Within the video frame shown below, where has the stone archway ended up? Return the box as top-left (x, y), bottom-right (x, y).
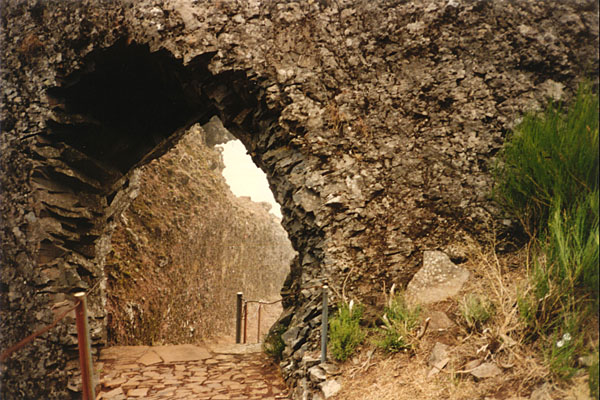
top-left (6, 39), bottom-right (317, 397)
top-left (1, 1), bottom-right (597, 399)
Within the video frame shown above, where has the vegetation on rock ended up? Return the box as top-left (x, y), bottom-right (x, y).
top-left (263, 323), bottom-right (287, 363)
top-left (330, 301), bottom-right (366, 361)
top-left (495, 82), bottom-right (599, 385)
top-left (375, 293), bottom-right (421, 353)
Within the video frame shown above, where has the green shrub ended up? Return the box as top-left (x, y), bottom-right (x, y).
top-left (515, 192), bottom-right (598, 344)
top-left (329, 301), bottom-right (366, 361)
top-left (263, 323), bottom-right (286, 362)
top-left (493, 81), bottom-right (599, 236)
top-left (459, 294), bottom-right (494, 331)
top-left (494, 81), bottom-right (599, 381)
top-left (540, 194), bottom-right (598, 309)
top-left (376, 294), bottom-right (421, 353)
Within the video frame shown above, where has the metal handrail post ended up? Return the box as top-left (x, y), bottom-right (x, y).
top-left (257, 303), bottom-right (262, 343)
top-left (74, 292), bottom-right (95, 400)
top-left (243, 302), bottom-right (248, 344)
top-left (235, 292), bottom-right (243, 344)
top-left (321, 285), bottom-right (328, 363)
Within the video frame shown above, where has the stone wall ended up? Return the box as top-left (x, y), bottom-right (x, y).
top-left (0, 0), bottom-right (597, 398)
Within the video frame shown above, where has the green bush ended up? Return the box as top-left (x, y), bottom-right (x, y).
top-left (459, 294), bottom-right (495, 331)
top-left (263, 323), bottom-right (286, 362)
top-left (329, 301), bottom-right (366, 361)
top-left (494, 81), bottom-right (599, 236)
top-left (376, 294), bottom-right (421, 353)
top-left (495, 81), bottom-right (599, 380)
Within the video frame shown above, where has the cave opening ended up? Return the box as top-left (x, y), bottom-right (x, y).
top-left (43, 41), bottom-right (295, 348)
top-left (46, 40), bottom-right (217, 177)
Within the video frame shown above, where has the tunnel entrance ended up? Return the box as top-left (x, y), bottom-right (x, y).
top-left (103, 121), bottom-right (294, 346)
top-left (40, 40), bottom-right (301, 369)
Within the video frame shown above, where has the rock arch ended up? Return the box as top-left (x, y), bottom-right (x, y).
top-left (3, 36), bottom-right (319, 398)
top-left (1, 0), bottom-right (597, 398)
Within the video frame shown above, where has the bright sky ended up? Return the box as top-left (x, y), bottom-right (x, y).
top-left (217, 140), bottom-right (282, 219)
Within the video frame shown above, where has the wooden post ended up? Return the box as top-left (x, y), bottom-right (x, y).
top-left (235, 292), bottom-right (243, 344)
top-left (74, 292), bottom-right (95, 400)
top-left (257, 303), bottom-right (262, 343)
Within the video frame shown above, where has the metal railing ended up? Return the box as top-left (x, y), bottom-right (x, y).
top-left (235, 293), bottom-right (283, 344)
top-left (0, 281), bottom-right (100, 400)
top-left (235, 285), bottom-right (329, 362)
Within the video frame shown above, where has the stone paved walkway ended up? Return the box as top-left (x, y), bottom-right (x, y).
top-left (96, 343), bottom-right (289, 399)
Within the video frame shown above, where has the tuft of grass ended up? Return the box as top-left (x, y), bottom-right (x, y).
top-left (263, 323), bottom-right (286, 362)
top-left (459, 293), bottom-right (495, 331)
top-left (531, 193), bottom-right (598, 323)
top-left (375, 294), bottom-right (421, 353)
top-left (493, 81), bottom-right (598, 237)
top-left (329, 300), bottom-right (366, 361)
top-left (495, 81), bottom-right (599, 382)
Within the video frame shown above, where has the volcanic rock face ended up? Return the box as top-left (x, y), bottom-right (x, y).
top-left (0, 0), bottom-right (598, 398)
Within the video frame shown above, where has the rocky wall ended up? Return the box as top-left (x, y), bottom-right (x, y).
top-left (0, 0), bottom-right (598, 398)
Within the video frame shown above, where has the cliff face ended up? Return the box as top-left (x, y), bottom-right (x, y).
top-left (0, 0), bottom-right (598, 398)
top-left (105, 126), bottom-right (293, 345)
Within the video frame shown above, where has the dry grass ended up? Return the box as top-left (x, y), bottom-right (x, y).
top-left (332, 232), bottom-right (596, 400)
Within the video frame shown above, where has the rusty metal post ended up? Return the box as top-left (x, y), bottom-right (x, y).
top-left (74, 292), bottom-right (95, 400)
top-left (236, 292), bottom-right (243, 344)
top-left (321, 285), bottom-right (329, 363)
top-left (243, 302), bottom-right (248, 344)
top-left (257, 303), bottom-right (262, 343)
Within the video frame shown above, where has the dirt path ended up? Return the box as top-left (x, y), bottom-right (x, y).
top-left (96, 343), bottom-right (289, 399)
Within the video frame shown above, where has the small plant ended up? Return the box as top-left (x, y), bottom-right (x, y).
top-left (544, 314), bottom-right (586, 380)
top-left (376, 292), bottom-right (421, 353)
top-left (329, 300), bottom-right (366, 361)
top-left (459, 293), bottom-right (494, 331)
top-left (263, 323), bottom-right (287, 362)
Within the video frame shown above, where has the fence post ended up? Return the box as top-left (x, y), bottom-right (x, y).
top-left (236, 292), bottom-right (243, 344)
top-left (243, 302), bottom-right (248, 344)
top-left (74, 292), bottom-right (95, 400)
top-left (257, 303), bottom-right (262, 343)
top-left (321, 285), bottom-right (328, 363)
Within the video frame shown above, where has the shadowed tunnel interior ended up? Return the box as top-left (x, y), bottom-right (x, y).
top-left (46, 41), bottom-right (223, 179)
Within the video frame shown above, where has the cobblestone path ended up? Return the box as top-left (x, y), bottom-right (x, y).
top-left (96, 343), bottom-right (289, 399)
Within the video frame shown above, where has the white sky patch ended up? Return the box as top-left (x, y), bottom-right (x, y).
top-left (217, 140), bottom-right (282, 219)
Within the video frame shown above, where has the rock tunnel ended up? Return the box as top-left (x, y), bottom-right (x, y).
top-left (3, 37), bottom-right (322, 398)
top-left (1, 0), bottom-right (597, 398)
top-left (42, 37), bottom-right (306, 334)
